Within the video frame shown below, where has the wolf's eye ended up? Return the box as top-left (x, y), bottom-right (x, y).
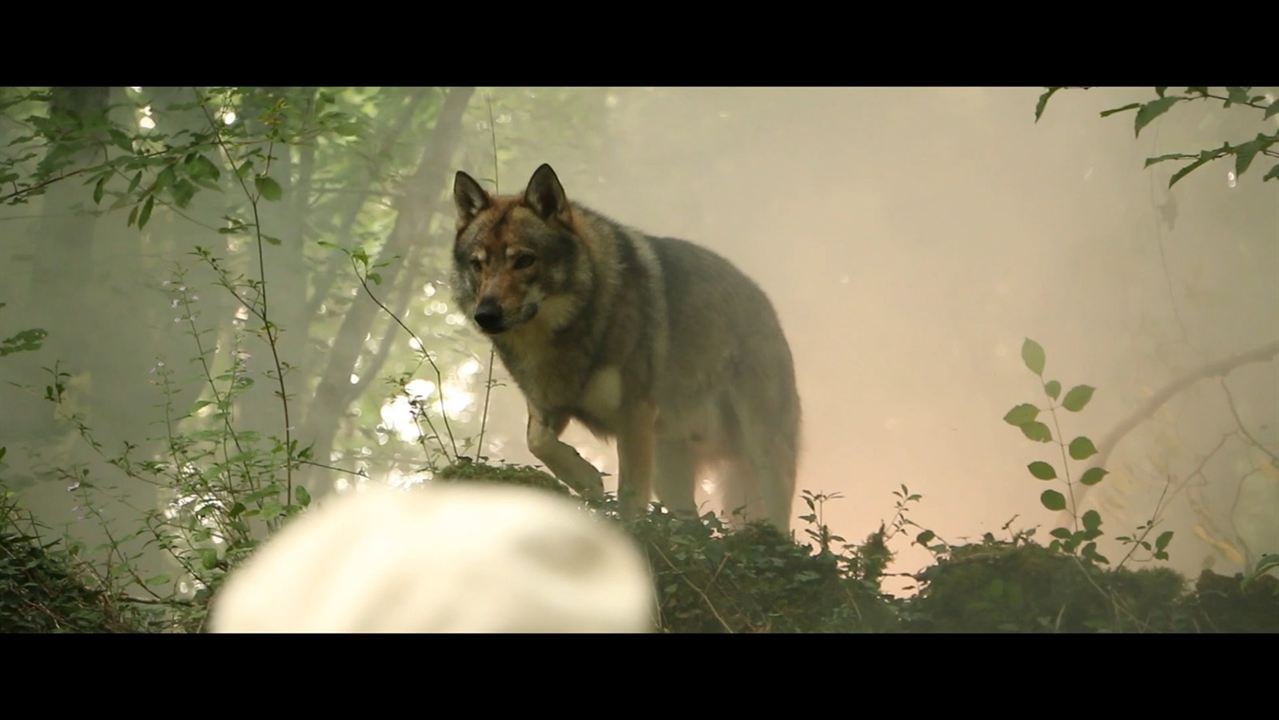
top-left (470, 258), bottom-right (483, 273)
top-left (512, 253), bottom-right (536, 270)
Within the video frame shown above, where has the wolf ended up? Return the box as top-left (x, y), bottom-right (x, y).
top-left (451, 163), bottom-right (800, 529)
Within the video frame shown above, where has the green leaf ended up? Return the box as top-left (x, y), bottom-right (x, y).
top-left (296, 486), bottom-right (311, 507)
top-left (1061, 385), bottom-right (1095, 412)
top-left (262, 234), bottom-right (282, 246)
top-left (1170, 145), bottom-right (1229, 188)
top-left (1035, 87), bottom-right (1061, 122)
top-left (1234, 134), bottom-right (1275, 177)
top-left (1155, 87), bottom-right (1167, 98)
top-left (1155, 530), bottom-right (1173, 551)
top-left (1082, 510), bottom-right (1101, 533)
top-left (186, 154), bottom-right (221, 182)
top-left (1040, 490), bottom-right (1067, 512)
top-left (1170, 158), bottom-right (1211, 187)
top-left (1245, 554), bottom-right (1279, 587)
top-left (1225, 86), bottom-right (1251, 106)
top-left (108, 128), bottom-right (133, 152)
top-left (1079, 467), bottom-right (1108, 486)
top-left (1044, 380), bottom-right (1061, 400)
top-left (368, 272), bottom-right (382, 285)
top-left (1186, 87), bottom-right (1209, 97)
top-left (156, 164), bottom-right (176, 190)
top-left (199, 548), bottom-right (218, 570)
top-left (1099, 102), bottom-right (1141, 118)
top-left (1135, 97), bottom-right (1181, 137)
top-left (1050, 527), bottom-right (1073, 540)
top-left (1145, 152), bottom-right (1195, 168)
top-left (1021, 421), bottom-right (1053, 443)
top-left (1004, 404), bottom-right (1040, 426)
top-left (915, 530), bottom-right (935, 545)
top-left (127, 205), bottom-right (139, 227)
top-left (261, 501), bottom-right (285, 522)
top-left (1069, 436), bottom-right (1098, 460)
top-left (92, 176), bottom-right (105, 205)
top-left (1082, 542), bottom-right (1109, 565)
top-left (0, 328), bottom-right (48, 357)
top-left (1266, 164), bottom-right (1279, 182)
top-left (1028, 461), bottom-right (1057, 480)
top-left (1266, 101), bottom-right (1279, 120)
top-left (171, 179), bottom-right (195, 209)
top-left (137, 196), bottom-right (154, 229)
top-left (255, 175), bottom-right (283, 202)
top-left (1021, 338), bottom-right (1046, 375)
top-left (127, 171), bottom-right (142, 193)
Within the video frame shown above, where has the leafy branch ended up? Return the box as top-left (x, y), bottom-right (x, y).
top-left (1036, 86), bottom-right (1279, 187)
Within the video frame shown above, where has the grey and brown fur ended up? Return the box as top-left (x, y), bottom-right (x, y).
top-left (451, 163), bottom-right (800, 529)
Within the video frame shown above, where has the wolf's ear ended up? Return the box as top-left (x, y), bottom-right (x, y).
top-left (454, 171), bottom-right (491, 225)
top-left (523, 163), bottom-right (571, 223)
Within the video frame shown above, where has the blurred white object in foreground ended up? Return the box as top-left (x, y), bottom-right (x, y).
top-left (209, 483), bottom-right (653, 633)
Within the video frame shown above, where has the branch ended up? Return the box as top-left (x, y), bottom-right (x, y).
top-left (1078, 338), bottom-right (1279, 503)
top-left (1220, 378), bottom-right (1279, 464)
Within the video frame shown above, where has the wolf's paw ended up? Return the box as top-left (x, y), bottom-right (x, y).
top-left (563, 467), bottom-right (605, 501)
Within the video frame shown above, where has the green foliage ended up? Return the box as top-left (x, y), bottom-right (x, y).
top-left (1027, 461), bottom-right (1056, 480)
top-left (435, 464), bottom-right (903, 632)
top-left (1060, 385), bottom-right (1094, 412)
top-left (0, 262), bottom-right (316, 631)
top-left (1183, 569), bottom-right (1279, 632)
top-left (5, 452), bottom-right (1277, 632)
top-left (1021, 337), bottom-right (1045, 376)
top-left (908, 538), bottom-right (1189, 632)
top-left (0, 490), bottom-right (152, 632)
top-left (435, 460), bottom-right (1279, 633)
top-left (0, 302), bottom-right (46, 358)
top-left (1006, 339), bottom-right (1120, 564)
top-left (1005, 339), bottom-right (1196, 577)
top-left (1036, 86), bottom-right (1279, 188)
top-left (0, 327), bottom-right (46, 358)
top-left (1040, 490), bottom-right (1067, 511)
top-left (2, 87), bottom-right (1273, 633)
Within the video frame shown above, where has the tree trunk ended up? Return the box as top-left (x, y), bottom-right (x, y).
top-left (299, 87), bottom-right (474, 490)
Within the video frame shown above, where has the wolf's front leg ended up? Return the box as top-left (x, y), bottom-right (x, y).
top-left (616, 402), bottom-right (657, 518)
top-left (526, 408), bottom-right (605, 500)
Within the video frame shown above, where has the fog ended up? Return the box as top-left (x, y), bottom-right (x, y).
top-left (1, 87), bottom-right (1275, 597)
top-left (477, 87), bottom-right (1278, 585)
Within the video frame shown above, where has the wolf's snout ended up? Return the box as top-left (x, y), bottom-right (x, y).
top-left (474, 299), bottom-right (504, 333)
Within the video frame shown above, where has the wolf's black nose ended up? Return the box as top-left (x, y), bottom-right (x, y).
top-left (474, 300), bottom-right (504, 333)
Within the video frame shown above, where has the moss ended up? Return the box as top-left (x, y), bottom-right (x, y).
top-left (436, 459), bottom-right (572, 496)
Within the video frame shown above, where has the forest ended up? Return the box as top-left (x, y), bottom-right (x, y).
top-left (0, 86), bottom-right (1275, 632)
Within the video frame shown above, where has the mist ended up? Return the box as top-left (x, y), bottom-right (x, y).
top-left (472, 87), bottom-right (1278, 586)
top-left (1, 87), bottom-right (1275, 616)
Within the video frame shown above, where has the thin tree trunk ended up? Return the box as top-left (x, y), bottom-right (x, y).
top-left (300, 87), bottom-right (474, 490)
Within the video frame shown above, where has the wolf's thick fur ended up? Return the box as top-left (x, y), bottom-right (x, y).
top-left (451, 164), bottom-right (800, 528)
